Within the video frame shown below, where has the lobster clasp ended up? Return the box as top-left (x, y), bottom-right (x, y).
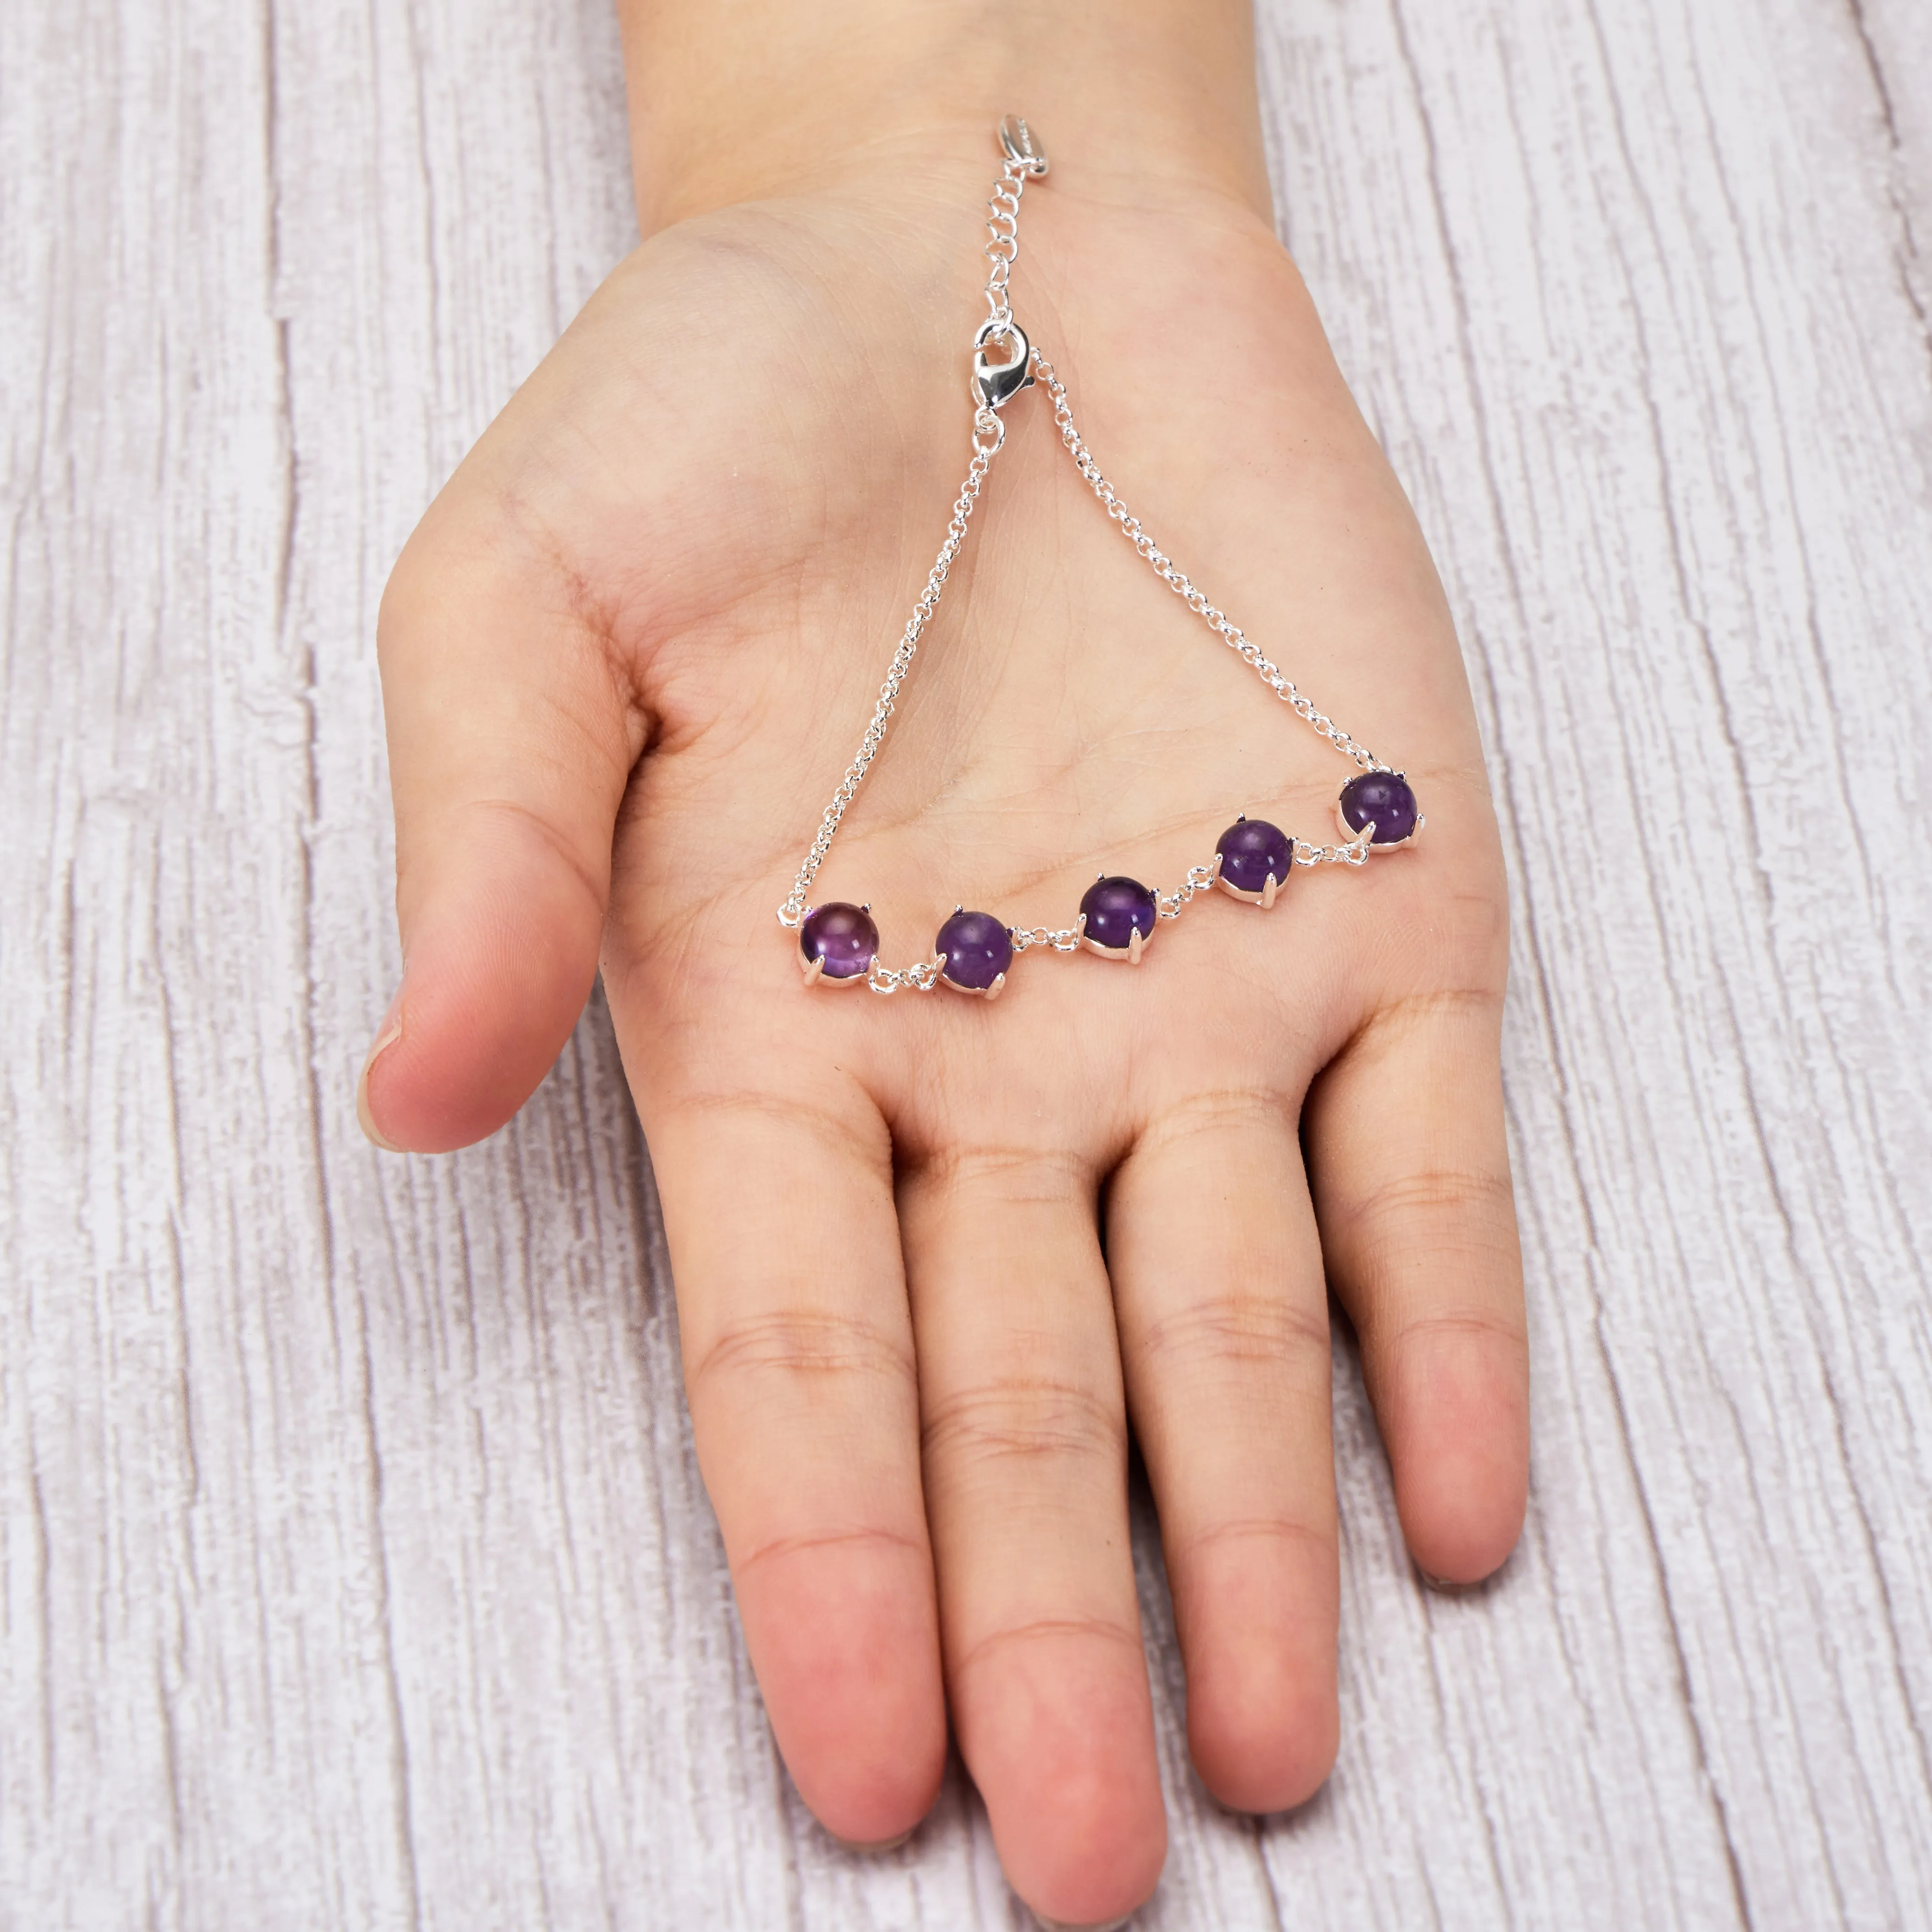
top-left (972, 317), bottom-right (1034, 411)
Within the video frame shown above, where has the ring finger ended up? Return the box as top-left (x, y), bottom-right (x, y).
top-left (1108, 1091), bottom-right (1339, 1813)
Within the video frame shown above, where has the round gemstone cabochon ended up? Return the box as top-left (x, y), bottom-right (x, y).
top-left (1339, 772), bottom-right (1419, 845)
top-left (799, 902), bottom-right (880, 980)
top-left (936, 909), bottom-right (1013, 991)
top-left (1079, 876), bottom-right (1158, 952)
top-left (1215, 817), bottom-right (1293, 894)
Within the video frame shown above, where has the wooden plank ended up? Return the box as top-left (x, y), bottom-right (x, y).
top-left (1850, 0), bottom-right (1932, 338)
top-left (0, 1), bottom-right (418, 1922)
top-left (1257, 0), bottom-right (1932, 1924)
top-left (4, 0), bottom-right (1929, 1925)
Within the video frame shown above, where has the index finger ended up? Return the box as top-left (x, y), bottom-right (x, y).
top-left (642, 1072), bottom-right (947, 1844)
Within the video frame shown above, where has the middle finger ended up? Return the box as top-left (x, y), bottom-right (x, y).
top-left (898, 1139), bottom-right (1166, 1929)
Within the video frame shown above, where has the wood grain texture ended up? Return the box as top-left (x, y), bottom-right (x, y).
top-left (3, 0), bottom-right (1927, 1927)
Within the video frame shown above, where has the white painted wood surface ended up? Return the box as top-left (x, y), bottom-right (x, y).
top-left (5, 0), bottom-right (1929, 1923)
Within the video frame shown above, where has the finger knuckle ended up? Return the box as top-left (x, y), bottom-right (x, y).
top-left (905, 1141), bottom-right (1092, 1210)
top-left (1355, 1166), bottom-right (1515, 1224)
top-left (921, 1376), bottom-right (1123, 1473)
top-left (1132, 1293), bottom-right (1329, 1380)
top-left (950, 1613), bottom-right (1144, 1683)
top-left (687, 1306), bottom-right (913, 1398)
top-left (1176, 1513), bottom-right (1333, 1565)
top-left (1343, 1168), bottom-right (1521, 1286)
top-left (1389, 1306), bottom-right (1529, 1360)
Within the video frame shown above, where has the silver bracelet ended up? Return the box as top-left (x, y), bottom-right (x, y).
top-left (779, 116), bottom-right (1423, 1000)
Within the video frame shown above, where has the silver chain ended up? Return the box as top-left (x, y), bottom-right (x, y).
top-left (983, 150), bottom-right (1033, 328)
top-left (775, 406), bottom-right (1008, 930)
top-left (1031, 353), bottom-right (1382, 773)
top-left (777, 120), bottom-right (1380, 984)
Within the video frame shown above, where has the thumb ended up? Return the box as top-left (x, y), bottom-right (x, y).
top-left (357, 499), bottom-right (646, 1154)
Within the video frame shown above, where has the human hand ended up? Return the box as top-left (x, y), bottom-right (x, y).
top-left (360, 25), bottom-right (1527, 1924)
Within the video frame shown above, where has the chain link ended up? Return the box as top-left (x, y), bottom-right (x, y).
top-left (865, 955), bottom-right (946, 994)
top-left (1010, 924), bottom-right (1083, 953)
top-left (983, 121), bottom-right (1045, 328)
top-left (1296, 833), bottom-right (1374, 867)
top-left (1156, 865), bottom-right (1220, 919)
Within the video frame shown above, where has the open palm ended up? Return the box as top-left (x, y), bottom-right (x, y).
top-left (363, 146), bottom-right (1527, 1928)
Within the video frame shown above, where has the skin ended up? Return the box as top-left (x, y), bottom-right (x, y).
top-left (358, 6), bottom-right (1529, 1924)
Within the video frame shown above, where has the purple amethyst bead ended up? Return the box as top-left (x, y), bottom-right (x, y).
top-left (1215, 817), bottom-right (1293, 896)
top-left (1339, 771), bottom-right (1419, 845)
top-left (936, 908), bottom-right (1013, 992)
top-left (1078, 876), bottom-right (1158, 954)
top-left (799, 902), bottom-right (879, 981)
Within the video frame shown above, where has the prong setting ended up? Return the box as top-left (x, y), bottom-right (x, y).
top-left (1213, 815), bottom-right (1293, 903)
top-left (1337, 772), bottom-right (1423, 851)
top-left (1076, 876), bottom-right (1158, 961)
top-left (799, 901), bottom-right (881, 986)
top-left (935, 908), bottom-right (1016, 994)
top-left (1215, 869), bottom-right (1289, 907)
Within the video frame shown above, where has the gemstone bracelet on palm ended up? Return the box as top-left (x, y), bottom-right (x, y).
top-left (777, 118), bottom-right (1423, 1001)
